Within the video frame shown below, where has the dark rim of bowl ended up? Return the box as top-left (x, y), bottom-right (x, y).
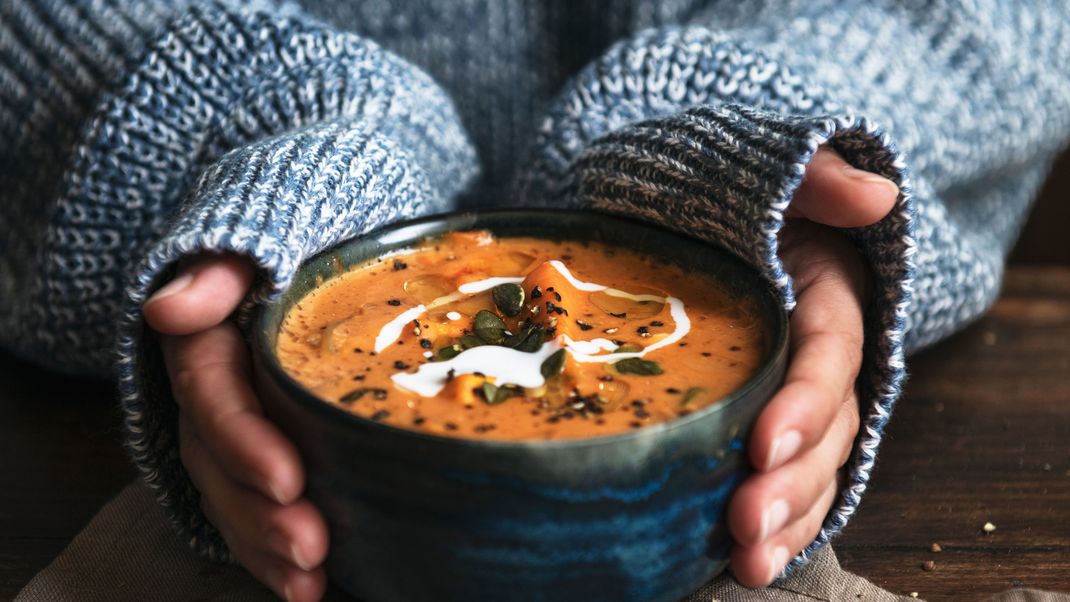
top-left (254, 208), bottom-right (789, 451)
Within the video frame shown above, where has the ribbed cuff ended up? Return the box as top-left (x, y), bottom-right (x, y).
top-left (101, 4), bottom-right (476, 560)
top-left (547, 103), bottom-right (916, 574)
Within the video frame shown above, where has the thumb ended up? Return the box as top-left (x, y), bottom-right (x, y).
top-left (787, 147), bottom-right (900, 228)
top-left (143, 253), bottom-right (256, 335)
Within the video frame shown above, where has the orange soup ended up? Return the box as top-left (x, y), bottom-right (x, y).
top-left (276, 231), bottom-right (765, 440)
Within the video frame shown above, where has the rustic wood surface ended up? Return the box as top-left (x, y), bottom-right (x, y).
top-left (835, 266), bottom-right (1070, 598)
top-left (1, 266), bottom-right (1068, 601)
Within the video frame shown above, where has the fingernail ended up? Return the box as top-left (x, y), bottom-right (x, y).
top-left (147, 272), bottom-right (194, 304)
top-left (767, 545), bottom-right (790, 583)
top-left (292, 542), bottom-right (314, 571)
top-left (264, 565), bottom-right (292, 601)
top-left (843, 166), bottom-right (900, 195)
top-left (267, 529), bottom-right (314, 571)
top-left (759, 499), bottom-right (790, 542)
top-left (268, 481), bottom-right (288, 505)
top-left (765, 430), bottom-right (802, 471)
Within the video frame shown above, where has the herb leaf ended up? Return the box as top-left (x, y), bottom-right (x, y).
top-left (681, 386), bottom-right (706, 407)
top-left (540, 349), bottom-right (567, 379)
top-left (615, 343), bottom-right (643, 354)
top-left (474, 310), bottom-right (507, 344)
top-left (492, 283), bottom-right (525, 317)
top-left (614, 357), bottom-right (663, 376)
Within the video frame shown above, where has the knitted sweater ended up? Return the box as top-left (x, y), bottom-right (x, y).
top-left (2, 0), bottom-right (1068, 575)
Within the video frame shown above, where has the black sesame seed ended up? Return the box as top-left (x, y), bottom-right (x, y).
top-left (387, 299), bottom-right (402, 306)
top-left (419, 338), bottom-right (433, 349)
top-left (634, 408), bottom-right (650, 419)
top-left (637, 326), bottom-right (649, 335)
top-left (413, 417), bottom-right (426, 426)
top-left (444, 422), bottom-right (458, 431)
top-left (701, 351), bottom-right (712, 357)
top-left (393, 360), bottom-right (410, 370)
top-left (531, 285), bottom-right (543, 299)
top-left (370, 410), bottom-right (390, 422)
top-left (446, 368), bottom-right (456, 381)
top-left (353, 347), bottom-right (364, 353)
top-left (666, 387), bottom-right (681, 394)
top-left (553, 291), bottom-right (562, 302)
top-left (392, 259), bottom-right (408, 271)
top-left (547, 416), bottom-right (561, 424)
top-left (372, 388), bottom-right (388, 400)
top-left (729, 345), bottom-right (742, 351)
top-left (650, 320), bottom-right (665, 327)
top-left (629, 421), bottom-right (642, 429)
top-left (576, 320), bottom-right (593, 331)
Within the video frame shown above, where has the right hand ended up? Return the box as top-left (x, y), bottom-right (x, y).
top-left (144, 254), bottom-right (329, 602)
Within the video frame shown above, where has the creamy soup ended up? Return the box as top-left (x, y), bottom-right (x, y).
top-left (276, 231), bottom-right (765, 440)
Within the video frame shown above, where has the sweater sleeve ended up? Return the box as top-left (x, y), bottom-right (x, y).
top-left (0, 1), bottom-right (477, 560)
top-left (516, 0), bottom-right (1070, 573)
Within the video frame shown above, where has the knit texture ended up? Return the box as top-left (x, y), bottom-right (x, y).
top-left (2, 0), bottom-right (1069, 575)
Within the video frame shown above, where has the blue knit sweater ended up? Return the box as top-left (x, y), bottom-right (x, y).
top-left (2, 0), bottom-right (1068, 575)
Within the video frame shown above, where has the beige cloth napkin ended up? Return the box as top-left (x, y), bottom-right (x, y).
top-left (16, 482), bottom-right (1067, 602)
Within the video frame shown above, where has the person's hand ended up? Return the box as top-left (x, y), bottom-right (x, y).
top-left (144, 255), bottom-right (329, 602)
top-left (726, 148), bottom-right (899, 586)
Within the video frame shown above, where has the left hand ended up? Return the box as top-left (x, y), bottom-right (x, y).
top-left (726, 148), bottom-right (899, 585)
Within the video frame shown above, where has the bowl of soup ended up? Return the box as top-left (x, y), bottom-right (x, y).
top-left (251, 209), bottom-right (788, 602)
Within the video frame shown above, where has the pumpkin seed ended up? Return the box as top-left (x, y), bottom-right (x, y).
top-left (681, 386), bottom-right (706, 407)
top-left (473, 310), bottom-right (507, 344)
top-left (507, 323), bottom-right (544, 352)
top-left (492, 282), bottom-right (525, 317)
top-left (481, 381), bottom-right (520, 405)
top-left (540, 349), bottom-right (567, 379)
top-left (436, 344), bottom-right (462, 360)
top-left (460, 334), bottom-right (486, 349)
top-left (614, 357), bottom-right (663, 375)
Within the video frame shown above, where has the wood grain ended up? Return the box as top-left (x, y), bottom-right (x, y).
top-left (836, 267), bottom-right (1070, 599)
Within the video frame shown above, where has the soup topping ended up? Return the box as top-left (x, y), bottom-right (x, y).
top-left (276, 231), bottom-right (764, 440)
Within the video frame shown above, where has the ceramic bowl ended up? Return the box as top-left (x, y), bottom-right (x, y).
top-left (251, 209), bottom-right (788, 602)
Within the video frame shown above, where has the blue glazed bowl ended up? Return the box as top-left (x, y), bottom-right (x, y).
top-left (251, 209), bottom-right (788, 602)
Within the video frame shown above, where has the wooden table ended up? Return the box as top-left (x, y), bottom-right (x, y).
top-left (1, 266), bottom-right (1068, 601)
